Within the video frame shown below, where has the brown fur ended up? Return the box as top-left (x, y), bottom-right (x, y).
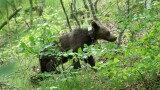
top-left (39, 21), bottom-right (117, 73)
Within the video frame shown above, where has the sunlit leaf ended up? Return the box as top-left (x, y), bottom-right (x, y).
top-left (78, 48), bottom-right (82, 54)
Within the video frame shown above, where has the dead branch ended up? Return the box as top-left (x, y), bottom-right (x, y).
top-left (0, 7), bottom-right (22, 30)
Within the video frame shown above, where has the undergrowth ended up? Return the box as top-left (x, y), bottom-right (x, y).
top-left (0, 0), bottom-right (160, 90)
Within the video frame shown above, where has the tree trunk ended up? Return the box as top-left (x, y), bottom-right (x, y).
top-left (82, 0), bottom-right (90, 18)
top-left (94, 0), bottom-right (99, 13)
top-left (29, 0), bottom-right (33, 26)
top-left (126, 0), bottom-right (130, 18)
top-left (39, 0), bottom-right (45, 16)
top-left (60, 0), bottom-right (72, 32)
top-left (70, 2), bottom-right (80, 28)
top-left (40, 0), bottom-right (45, 8)
top-left (88, 0), bottom-right (98, 21)
top-left (144, 0), bottom-right (147, 8)
top-left (117, 0), bottom-right (130, 47)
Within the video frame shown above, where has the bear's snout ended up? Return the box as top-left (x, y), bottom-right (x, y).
top-left (110, 36), bottom-right (117, 42)
top-left (107, 34), bottom-right (117, 42)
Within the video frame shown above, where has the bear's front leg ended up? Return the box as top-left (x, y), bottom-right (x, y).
top-left (73, 60), bottom-right (81, 69)
top-left (84, 56), bottom-right (95, 67)
top-left (84, 56), bottom-right (97, 71)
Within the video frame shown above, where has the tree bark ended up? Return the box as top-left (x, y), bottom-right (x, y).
top-left (71, 2), bottom-right (80, 28)
top-left (126, 0), bottom-right (130, 18)
top-left (60, 0), bottom-right (72, 32)
top-left (82, 0), bottom-right (90, 18)
top-left (117, 0), bottom-right (130, 47)
top-left (88, 0), bottom-right (99, 21)
top-left (116, 0), bottom-right (120, 12)
top-left (39, 0), bottom-right (45, 16)
top-left (94, 0), bottom-right (99, 13)
top-left (144, 0), bottom-right (147, 8)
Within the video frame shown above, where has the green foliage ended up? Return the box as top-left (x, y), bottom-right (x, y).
top-left (0, 0), bottom-right (160, 90)
top-left (0, 61), bottom-right (16, 76)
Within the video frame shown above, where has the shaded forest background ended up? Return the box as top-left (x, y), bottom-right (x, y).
top-left (0, 0), bottom-right (160, 89)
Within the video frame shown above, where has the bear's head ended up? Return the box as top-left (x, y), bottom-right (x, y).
top-left (91, 21), bottom-right (117, 42)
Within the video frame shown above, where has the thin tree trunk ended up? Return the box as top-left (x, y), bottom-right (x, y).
top-left (6, 2), bottom-right (13, 61)
top-left (82, 0), bottom-right (90, 18)
top-left (39, 0), bottom-right (45, 16)
top-left (94, 0), bottom-right (99, 13)
top-left (117, 30), bottom-right (125, 46)
top-left (29, 0), bottom-right (33, 26)
top-left (60, 0), bottom-right (72, 32)
top-left (40, 0), bottom-right (45, 8)
top-left (117, 0), bottom-right (130, 47)
top-left (116, 0), bottom-right (120, 12)
top-left (144, 0), bottom-right (147, 8)
top-left (72, 0), bottom-right (76, 12)
top-left (6, 3), bottom-right (10, 33)
top-left (88, 0), bottom-right (99, 21)
top-left (126, 0), bottom-right (130, 18)
top-left (71, 2), bottom-right (80, 28)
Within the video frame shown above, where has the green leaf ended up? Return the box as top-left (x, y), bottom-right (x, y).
top-left (114, 58), bottom-right (119, 63)
top-left (78, 48), bottom-right (83, 54)
top-left (29, 36), bottom-right (34, 41)
top-left (50, 86), bottom-right (59, 89)
top-left (18, 42), bottom-right (27, 52)
top-left (123, 76), bottom-right (127, 80)
top-left (84, 44), bottom-right (88, 48)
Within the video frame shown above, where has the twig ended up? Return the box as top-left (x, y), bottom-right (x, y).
top-left (99, 3), bottom-right (112, 16)
top-left (60, 0), bottom-right (72, 32)
top-left (24, 19), bottom-right (30, 28)
top-left (0, 7), bottom-right (22, 30)
top-left (7, 0), bottom-right (19, 23)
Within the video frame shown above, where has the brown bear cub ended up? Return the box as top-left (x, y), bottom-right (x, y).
top-left (39, 21), bottom-right (117, 73)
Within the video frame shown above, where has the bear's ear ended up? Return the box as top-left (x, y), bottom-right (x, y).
top-left (91, 21), bottom-right (100, 30)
